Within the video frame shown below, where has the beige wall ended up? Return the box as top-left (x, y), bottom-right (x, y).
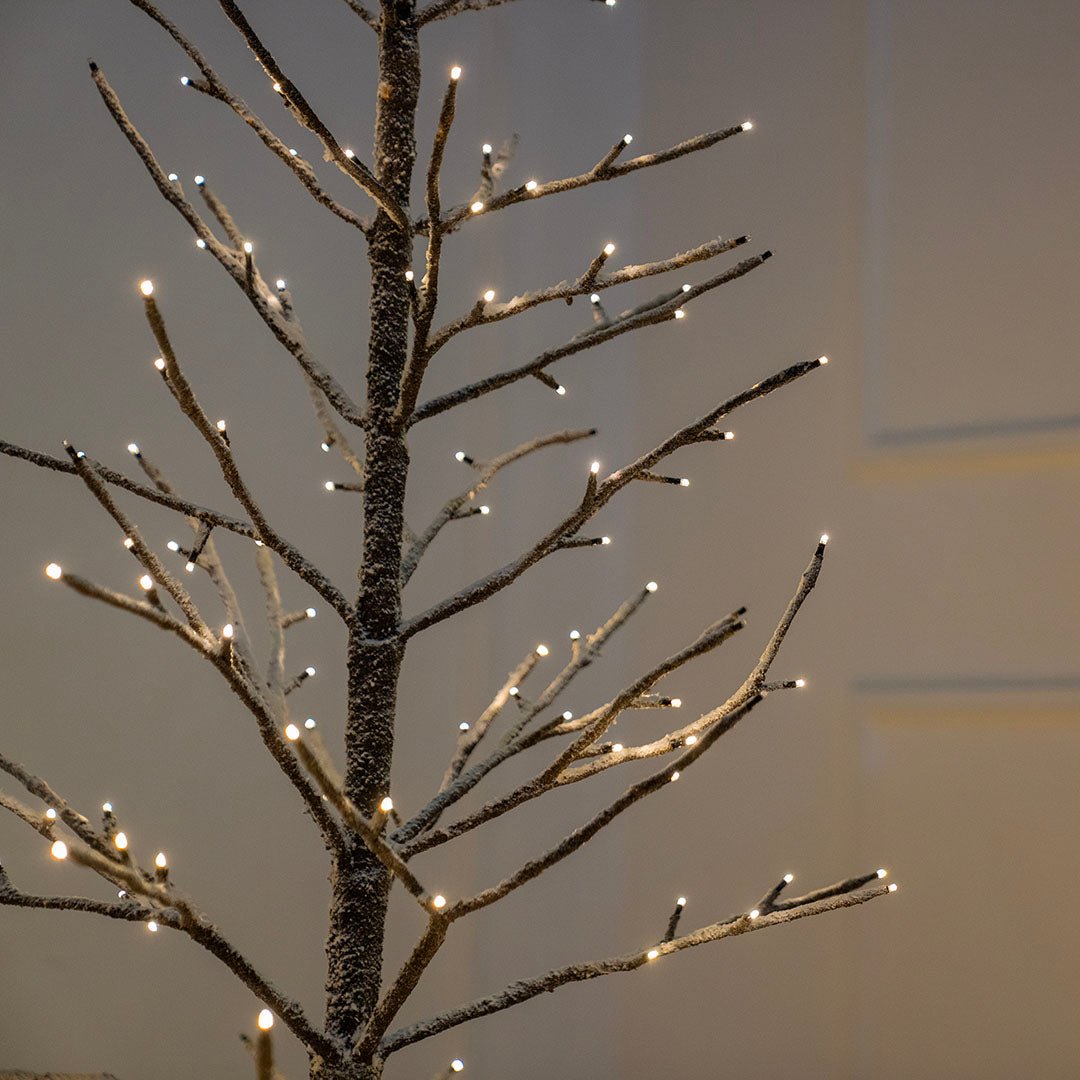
top-left (1, 2), bottom-right (1077, 1078)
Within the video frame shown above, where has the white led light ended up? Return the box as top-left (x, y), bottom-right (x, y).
top-left (622, 133), bottom-right (633, 145)
top-left (645, 581), bottom-right (658, 592)
top-left (479, 505), bottom-right (490, 515)
top-left (305, 666), bottom-right (316, 678)
top-left (138, 574), bottom-right (153, 591)
top-left (590, 461), bottom-right (600, 474)
top-left (673, 308), bottom-right (686, 320)
top-left (306, 607), bottom-right (317, 619)
top-left (682, 283), bottom-right (691, 293)
top-left (50, 840), bottom-right (68, 860)
top-left (741, 120), bottom-right (753, 131)
top-left (284, 723), bottom-right (300, 741)
top-left (167, 173), bottom-right (179, 182)
top-left (404, 269), bottom-right (414, 282)
top-left (820, 533), bottom-right (830, 545)
top-left (556, 385), bottom-right (566, 395)
top-left (139, 279), bottom-right (154, 296)
top-left (379, 796), bottom-right (394, 813)
top-left (194, 175), bottom-right (205, 186)
top-left (272, 81), bottom-right (282, 93)
top-left (114, 831), bottom-right (129, 851)
top-left (432, 894), bottom-right (447, 910)
top-left (525, 179), bottom-right (538, 192)
top-left (646, 948), bottom-right (659, 960)
top-left (482, 143), bottom-right (493, 155)
top-left (600, 536), bottom-right (611, 545)
top-left (345, 149), bottom-right (355, 159)
top-left (569, 630), bottom-right (581, 640)
top-left (45, 563), bottom-right (63, 580)
top-left (123, 538), bottom-right (135, 550)
top-left (243, 241), bottom-right (253, 254)
top-left (679, 477), bottom-right (690, 487)
top-left (470, 201), bottom-right (485, 214)
top-left (155, 851), bottom-right (168, 869)
top-left (304, 718), bottom-right (316, 730)
top-left (102, 803), bottom-right (113, 813)
top-left (289, 148), bottom-right (298, 157)
top-left (748, 908), bottom-right (760, 919)
top-left (670, 770), bottom-right (680, 781)
top-left (454, 451), bottom-right (466, 462)
top-left (258, 1009), bottom-right (274, 1031)
top-left (324, 481), bottom-right (336, 491)
top-left (180, 76), bottom-right (191, 87)
top-left (275, 278), bottom-right (287, 291)
top-left (167, 541), bottom-right (180, 553)
top-left (45, 808), bottom-right (57, 820)
top-left (535, 644), bottom-right (549, 657)
top-left (222, 623), bottom-right (234, 639)
top-left (450, 65), bottom-right (462, 81)
top-left (888, 883), bottom-right (898, 892)
top-left (818, 355), bottom-right (829, 365)
top-left (459, 721), bottom-right (470, 731)
top-left (195, 238), bottom-right (207, 250)
top-left (147, 920), bottom-right (159, 932)
top-left (154, 357), bottom-right (166, 371)
top-left (482, 289), bottom-right (495, 303)
top-left (590, 292), bottom-right (601, 304)
top-left (603, 242), bottom-right (615, 256)
top-left (127, 442), bottom-right (141, 456)
top-left (784, 873), bottom-right (794, 884)
top-left (612, 743), bottom-right (623, 752)
top-left (685, 734), bottom-right (697, 745)
top-left (451, 1062), bottom-right (465, 1074)
top-left (877, 868), bottom-right (887, 879)
top-left (562, 711), bottom-right (573, 721)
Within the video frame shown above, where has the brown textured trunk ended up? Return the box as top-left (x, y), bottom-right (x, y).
top-left (318, 3), bottom-right (419, 1077)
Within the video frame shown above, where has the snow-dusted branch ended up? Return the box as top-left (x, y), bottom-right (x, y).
top-left (379, 881), bottom-right (894, 1057)
top-left (214, 0), bottom-right (407, 227)
top-left (400, 427), bottom-right (596, 586)
top-left (430, 123), bottom-right (749, 233)
top-left (338, 0), bottom-right (380, 30)
top-left (401, 353), bottom-right (821, 639)
top-left (409, 252), bottom-right (771, 423)
top-left (90, 63), bottom-right (367, 429)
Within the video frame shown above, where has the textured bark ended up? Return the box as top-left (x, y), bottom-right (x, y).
top-left (323, 0), bottom-right (420, 1065)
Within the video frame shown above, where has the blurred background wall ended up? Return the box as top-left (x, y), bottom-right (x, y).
top-left (2, 1), bottom-right (1078, 1077)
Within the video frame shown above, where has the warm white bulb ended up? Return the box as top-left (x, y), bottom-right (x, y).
top-left (284, 723), bottom-right (300, 741)
top-left (345, 148), bottom-right (355, 159)
top-left (275, 278), bottom-right (287, 291)
top-left (590, 292), bottom-right (601, 304)
top-left (124, 538), bottom-right (135, 550)
top-left (818, 355), bottom-right (829, 365)
top-left (102, 802), bottom-right (113, 813)
top-left (682, 283), bottom-right (691, 293)
top-left (482, 143), bottom-right (493, 155)
top-left (324, 481), bottom-right (336, 491)
top-left (748, 908), bottom-right (760, 919)
top-left (646, 948), bottom-right (659, 960)
top-left (155, 851), bottom-right (167, 869)
top-left (741, 120), bottom-right (753, 131)
top-left (670, 698), bottom-right (682, 708)
top-left (257, 1009), bottom-right (274, 1031)
top-left (168, 173), bottom-right (179, 182)
top-left (50, 840), bottom-right (68, 860)
top-left (569, 630), bottom-right (581, 640)
top-left (820, 533), bottom-right (830, 545)
top-left (379, 796), bottom-right (394, 813)
top-left (482, 289), bottom-right (495, 303)
top-left (612, 743), bottom-right (623, 752)
top-left (470, 201), bottom-right (485, 214)
top-left (138, 574), bottom-right (153, 591)
top-left (622, 133), bottom-right (633, 145)
top-left (479, 505), bottom-right (490, 515)
top-left (673, 308), bottom-right (686, 320)
top-left (670, 770), bottom-right (680, 782)
top-left (603, 242), bottom-right (615, 256)
top-left (784, 873), bottom-right (794, 884)
top-left (555, 384), bottom-right (566, 395)
top-left (450, 65), bottom-right (462, 80)
top-left (216, 419), bottom-right (227, 432)
top-left (404, 269), bottom-right (414, 282)
top-left (525, 180), bottom-right (538, 192)
top-left (147, 920), bottom-right (159, 932)
top-left (887, 883), bottom-right (898, 893)
top-left (127, 442), bottom-right (140, 455)
top-left (676, 895), bottom-right (687, 906)
top-left (305, 666), bottom-right (316, 677)
top-left (243, 241), bottom-right (253, 254)
top-left (679, 477), bottom-right (690, 487)
top-left (645, 581), bottom-right (658, 592)
top-left (222, 623), bottom-right (234, 639)
top-left (272, 81), bottom-right (282, 93)
top-left (114, 831), bottom-right (128, 851)
top-left (45, 563), bottom-right (63, 580)
top-left (304, 717), bottom-right (316, 730)
top-left (451, 1062), bottom-right (465, 1074)
top-left (289, 148), bottom-right (298, 157)
top-left (45, 807), bottom-right (58, 820)
top-left (795, 679), bottom-right (808, 689)
top-left (154, 357), bottom-right (166, 371)
top-left (180, 76), bottom-right (191, 87)
top-left (194, 174), bottom-right (205, 186)
top-left (139, 279), bottom-right (154, 296)
top-left (685, 734), bottom-right (697, 746)
top-left (432, 894), bottom-right (447, 910)
top-left (305, 607), bottom-right (317, 619)
top-left (535, 644), bottom-right (549, 657)
top-left (508, 686), bottom-right (519, 697)
top-left (877, 868), bottom-right (887, 879)
top-left (459, 721), bottom-right (470, 731)
top-left (590, 460), bottom-right (600, 474)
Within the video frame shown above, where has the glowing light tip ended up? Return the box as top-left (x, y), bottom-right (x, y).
top-left (127, 442), bottom-right (140, 456)
top-left (603, 242), bottom-right (616, 256)
top-left (600, 536), bottom-right (611, 545)
top-left (569, 630), bottom-right (581, 640)
top-left (877, 868), bottom-right (887, 879)
top-left (305, 666), bottom-right (316, 677)
top-left (432, 894), bottom-right (447, 910)
top-left (887, 882), bottom-right (898, 892)
top-left (784, 873), bottom-right (794, 884)
top-left (741, 120), bottom-right (753, 131)
top-left (605, 0), bottom-right (616, 6)
top-left (222, 623), bottom-right (234, 639)
top-left (525, 180), bottom-right (538, 192)
top-left (275, 278), bottom-right (287, 290)
top-left (679, 477), bottom-right (690, 486)
top-left (470, 201), bottom-right (485, 214)
top-left (167, 541), bottom-right (180, 552)
top-left (820, 533), bottom-right (830, 545)
top-left (243, 241), bottom-right (253, 254)
top-left (50, 840), bottom-right (68, 860)
top-left (749, 908), bottom-right (760, 919)
top-left (450, 66), bottom-right (462, 81)
top-left (45, 563), bottom-right (63, 580)
top-left (671, 698), bottom-right (682, 708)
top-left (677, 896), bottom-right (687, 906)
top-left (180, 76), bottom-right (191, 86)
top-left (167, 173), bottom-right (179, 182)
top-left (379, 796), bottom-right (394, 813)
top-left (102, 803), bottom-right (113, 813)
top-left (794, 678), bottom-right (806, 688)
top-left (114, 832), bottom-right (128, 851)
top-left (590, 460), bottom-right (600, 474)
top-left (645, 580), bottom-right (658, 592)
top-left (590, 292), bottom-right (601, 304)
top-left (817, 355), bottom-right (829, 365)
top-left (345, 149), bottom-right (355, 159)
top-left (622, 133), bottom-right (633, 144)
top-left (482, 289), bottom-right (495, 303)
top-left (138, 574), bottom-right (153, 591)
top-left (139, 280), bottom-right (154, 296)
top-left (562, 711), bottom-right (573, 721)
top-left (673, 308), bottom-right (686, 320)
top-left (682, 283), bottom-right (691, 292)
top-left (685, 734), bottom-right (697, 745)
top-left (320, 442), bottom-right (331, 453)
top-left (216, 419), bottom-right (227, 432)
top-left (670, 770), bottom-right (680, 781)
top-left (451, 1062), bottom-right (465, 1074)
top-left (284, 724), bottom-right (300, 741)
top-left (147, 920), bottom-right (159, 932)
top-left (556, 385), bottom-right (566, 395)
top-left (479, 505), bottom-right (490, 515)
top-left (304, 718), bottom-right (316, 729)
top-left (454, 451), bottom-right (466, 462)
top-left (535, 644), bottom-right (549, 657)
top-left (482, 143), bottom-right (493, 155)
top-left (46, 808), bottom-right (57, 820)
top-left (646, 948), bottom-right (659, 960)
top-left (258, 1009), bottom-right (274, 1031)
top-left (154, 357), bottom-right (166, 371)
top-left (459, 721), bottom-right (470, 731)
top-left (404, 269), bottom-right (414, 282)
top-left (324, 481), bottom-right (336, 491)
top-left (124, 538), bottom-right (135, 550)
top-left (612, 743), bottom-right (623, 752)
top-left (306, 607), bottom-right (317, 619)
top-left (155, 852), bottom-right (167, 869)
top-left (272, 81), bottom-right (282, 93)
top-left (194, 175), bottom-right (205, 186)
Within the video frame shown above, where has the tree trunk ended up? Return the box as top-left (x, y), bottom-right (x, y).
top-left (322, 1), bottom-right (420, 1071)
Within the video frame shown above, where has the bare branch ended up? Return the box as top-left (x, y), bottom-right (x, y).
top-left (338, 0), bottom-right (380, 29)
top-left (401, 428), bottom-right (596, 586)
top-left (401, 353), bottom-right (822, 639)
top-left (380, 883), bottom-right (894, 1056)
top-left (410, 252), bottom-right (771, 424)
